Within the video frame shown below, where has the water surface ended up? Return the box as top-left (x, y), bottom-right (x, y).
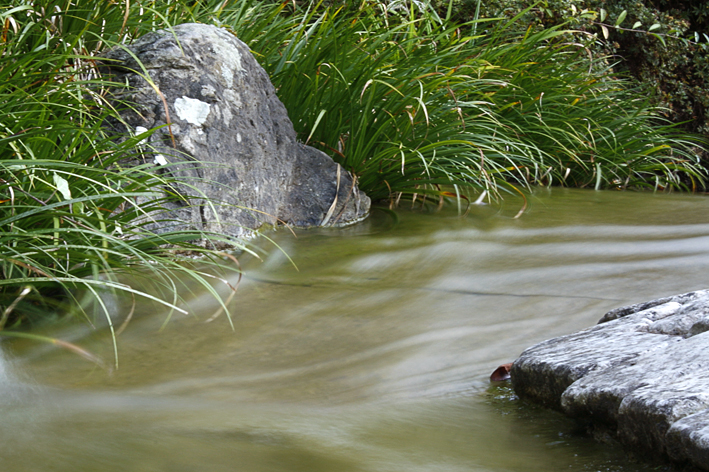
top-left (3, 188), bottom-right (709, 471)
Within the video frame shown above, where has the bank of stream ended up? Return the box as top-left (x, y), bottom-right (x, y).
top-left (2, 188), bottom-right (709, 471)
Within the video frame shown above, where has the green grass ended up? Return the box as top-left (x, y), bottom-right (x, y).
top-left (174, 0), bottom-right (705, 201)
top-left (0, 0), bottom-right (249, 363)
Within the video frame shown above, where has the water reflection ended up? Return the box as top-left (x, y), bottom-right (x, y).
top-left (2, 188), bottom-right (707, 471)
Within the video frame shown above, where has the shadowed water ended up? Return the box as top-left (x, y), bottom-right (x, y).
top-left (3, 188), bottom-right (709, 471)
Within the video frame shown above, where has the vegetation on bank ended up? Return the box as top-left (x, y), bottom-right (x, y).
top-left (233, 0), bottom-right (706, 201)
top-left (435, 0), bottom-right (709, 155)
top-left (0, 0), bottom-right (246, 356)
top-left (0, 0), bottom-right (707, 345)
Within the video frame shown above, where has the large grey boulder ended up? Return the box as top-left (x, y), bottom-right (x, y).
top-left (512, 290), bottom-right (709, 470)
top-left (103, 23), bottom-right (369, 240)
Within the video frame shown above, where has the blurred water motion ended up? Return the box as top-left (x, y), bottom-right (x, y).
top-left (2, 188), bottom-right (708, 472)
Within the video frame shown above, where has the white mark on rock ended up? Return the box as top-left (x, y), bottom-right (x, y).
top-left (200, 84), bottom-right (217, 98)
top-left (213, 38), bottom-right (245, 88)
top-left (223, 90), bottom-right (242, 109)
top-left (179, 134), bottom-right (196, 155)
top-left (237, 133), bottom-right (242, 143)
top-left (221, 105), bottom-right (232, 126)
top-left (154, 154), bottom-right (168, 166)
top-left (174, 96), bottom-right (211, 126)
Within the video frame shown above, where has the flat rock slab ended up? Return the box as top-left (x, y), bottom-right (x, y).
top-left (512, 290), bottom-right (709, 470)
top-left (102, 23), bottom-right (369, 240)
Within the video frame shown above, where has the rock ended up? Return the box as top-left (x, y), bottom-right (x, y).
top-left (511, 289), bottom-right (709, 470)
top-left (102, 23), bottom-right (369, 240)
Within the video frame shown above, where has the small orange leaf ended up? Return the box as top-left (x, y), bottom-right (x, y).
top-left (490, 363), bottom-right (513, 382)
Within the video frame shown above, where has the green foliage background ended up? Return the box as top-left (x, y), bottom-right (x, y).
top-left (435, 0), bottom-right (709, 148)
top-left (238, 1), bottom-right (705, 198)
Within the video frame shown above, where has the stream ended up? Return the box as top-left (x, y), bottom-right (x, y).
top-left (2, 188), bottom-right (709, 471)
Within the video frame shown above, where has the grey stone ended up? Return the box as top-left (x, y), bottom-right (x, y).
top-left (102, 23), bottom-right (369, 240)
top-left (667, 409), bottom-right (709, 466)
top-left (511, 289), bottom-right (709, 470)
top-left (598, 290), bottom-right (708, 323)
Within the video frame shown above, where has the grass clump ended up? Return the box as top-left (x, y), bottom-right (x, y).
top-left (0, 0), bottom-right (246, 360)
top-left (193, 0), bottom-right (706, 201)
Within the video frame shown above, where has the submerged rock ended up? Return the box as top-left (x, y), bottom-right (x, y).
top-left (512, 290), bottom-right (709, 470)
top-left (102, 23), bottom-right (369, 240)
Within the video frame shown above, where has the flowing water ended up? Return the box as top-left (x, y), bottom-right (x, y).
top-left (3, 188), bottom-right (709, 472)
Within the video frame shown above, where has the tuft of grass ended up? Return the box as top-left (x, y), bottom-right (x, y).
top-left (0, 0), bottom-right (249, 363)
top-left (195, 0), bottom-right (706, 201)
